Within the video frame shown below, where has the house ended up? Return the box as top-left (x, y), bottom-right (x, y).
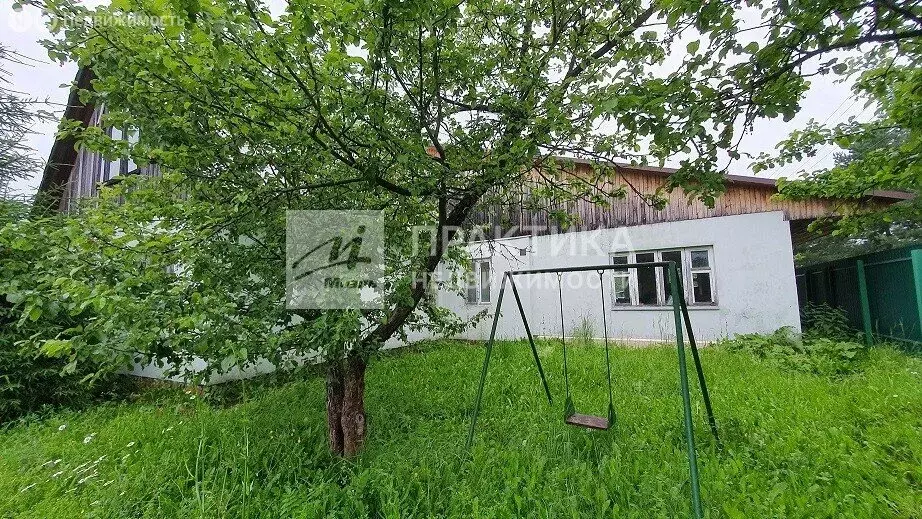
top-left (36, 68), bottom-right (160, 215)
top-left (431, 160), bottom-right (912, 344)
top-left (36, 69), bottom-right (912, 378)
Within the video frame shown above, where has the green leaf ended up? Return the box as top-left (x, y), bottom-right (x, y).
top-left (41, 339), bottom-right (72, 357)
top-left (686, 40), bottom-right (700, 54)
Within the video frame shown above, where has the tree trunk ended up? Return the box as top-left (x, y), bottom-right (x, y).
top-left (341, 355), bottom-right (367, 457)
top-left (325, 356), bottom-right (367, 457)
top-left (323, 188), bottom-right (485, 457)
top-left (325, 360), bottom-right (345, 456)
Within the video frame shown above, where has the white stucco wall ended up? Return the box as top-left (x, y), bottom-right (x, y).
top-left (438, 211), bottom-right (801, 343)
top-left (130, 210), bottom-right (800, 383)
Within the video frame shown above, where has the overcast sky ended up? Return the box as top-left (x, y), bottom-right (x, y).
top-left (1, 2), bottom-right (872, 198)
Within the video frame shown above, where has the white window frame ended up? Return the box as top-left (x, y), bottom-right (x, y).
top-left (465, 258), bottom-right (492, 305)
top-left (104, 126), bottom-right (139, 182)
top-left (609, 247), bottom-right (717, 307)
top-left (611, 254), bottom-right (632, 305)
top-left (688, 248), bottom-right (716, 305)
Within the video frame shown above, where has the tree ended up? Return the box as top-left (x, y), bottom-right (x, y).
top-left (0, 43), bottom-right (53, 199)
top-left (761, 62), bottom-right (922, 263)
top-left (20, 0), bottom-right (922, 455)
top-left (832, 126), bottom-right (907, 167)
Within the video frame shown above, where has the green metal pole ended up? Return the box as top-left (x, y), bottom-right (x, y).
top-left (670, 263), bottom-right (703, 519)
top-left (509, 276), bottom-right (553, 405)
top-left (466, 273), bottom-right (508, 449)
top-left (676, 278), bottom-right (720, 447)
top-left (856, 259), bottom-right (874, 346)
top-left (911, 250), bottom-right (922, 345)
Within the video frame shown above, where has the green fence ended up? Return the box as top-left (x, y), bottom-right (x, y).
top-left (795, 246), bottom-right (922, 349)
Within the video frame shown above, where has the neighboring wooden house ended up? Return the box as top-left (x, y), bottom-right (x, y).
top-left (37, 68), bottom-right (913, 357)
top-left (36, 68), bottom-right (159, 215)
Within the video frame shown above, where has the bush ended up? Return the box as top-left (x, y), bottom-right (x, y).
top-left (800, 303), bottom-right (860, 342)
top-left (720, 327), bottom-right (868, 376)
top-left (0, 333), bottom-right (118, 423)
top-left (0, 201), bottom-right (117, 423)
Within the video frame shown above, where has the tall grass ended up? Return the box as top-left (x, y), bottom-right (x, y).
top-left (1, 340), bottom-right (921, 518)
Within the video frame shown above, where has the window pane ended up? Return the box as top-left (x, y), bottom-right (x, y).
top-left (693, 272), bottom-right (713, 303)
top-left (635, 252), bottom-right (657, 305)
top-left (691, 250), bottom-right (710, 269)
top-left (612, 254), bottom-right (628, 274)
top-left (465, 267), bottom-right (478, 304)
top-left (480, 261), bottom-right (491, 302)
top-left (466, 284), bottom-right (478, 304)
top-left (613, 275), bottom-right (631, 304)
top-left (661, 250), bottom-right (683, 303)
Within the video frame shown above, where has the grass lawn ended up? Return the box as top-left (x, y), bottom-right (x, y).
top-left (1, 340), bottom-right (922, 518)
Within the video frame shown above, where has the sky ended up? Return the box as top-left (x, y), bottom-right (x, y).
top-left (0, 1), bottom-right (873, 198)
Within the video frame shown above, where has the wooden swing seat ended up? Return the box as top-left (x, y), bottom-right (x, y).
top-left (565, 413), bottom-right (610, 430)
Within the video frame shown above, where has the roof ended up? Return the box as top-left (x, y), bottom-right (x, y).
top-left (36, 70), bottom-right (913, 212)
top-left (562, 157), bottom-right (914, 201)
top-left (34, 66), bottom-right (96, 214)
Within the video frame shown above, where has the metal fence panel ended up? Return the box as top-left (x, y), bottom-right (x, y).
top-left (796, 245), bottom-right (922, 348)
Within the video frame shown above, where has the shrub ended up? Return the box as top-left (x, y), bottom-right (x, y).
top-left (720, 327), bottom-right (868, 376)
top-left (0, 333), bottom-right (117, 423)
top-left (800, 303), bottom-right (860, 342)
top-left (0, 201), bottom-right (117, 423)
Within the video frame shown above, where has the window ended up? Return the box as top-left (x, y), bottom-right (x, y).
top-left (611, 255), bottom-right (631, 304)
top-left (635, 252), bottom-right (657, 305)
top-left (689, 249), bottom-right (714, 304)
top-left (610, 247), bottom-right (716, 307)
top-left (104, 126), bottom-right (139, 182)
top-left (660, 250), bottom-right (683, 305)
top-left (466, 259), bottom-right (492, 304)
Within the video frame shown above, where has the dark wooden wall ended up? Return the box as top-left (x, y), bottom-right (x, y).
top-left (470, 162), bottom-right (889, 236)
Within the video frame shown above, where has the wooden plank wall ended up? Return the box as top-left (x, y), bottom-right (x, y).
top-left (470, 162), bottom-right (873, 236)
top-left (59, 106), bottom-right (162, 212)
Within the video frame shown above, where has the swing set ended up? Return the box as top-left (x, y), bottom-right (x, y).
top-left (465, 261), bottom-right (719, 519)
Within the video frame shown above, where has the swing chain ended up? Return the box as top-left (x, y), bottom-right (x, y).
top-left (557, 272), bottom-right (574, 418)
top-left (598, 270), bottom-right (616, 426)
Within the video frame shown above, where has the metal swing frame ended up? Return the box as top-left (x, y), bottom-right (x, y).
top-left (465, 261), bottom-right (719, 519)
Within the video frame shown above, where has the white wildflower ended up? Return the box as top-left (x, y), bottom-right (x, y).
top-left (58, 424), bottom-right (66, 431)
top-left (83, 433), bottom-right (96, 444)
top-left (77, 472), bottom-right (98, 485)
